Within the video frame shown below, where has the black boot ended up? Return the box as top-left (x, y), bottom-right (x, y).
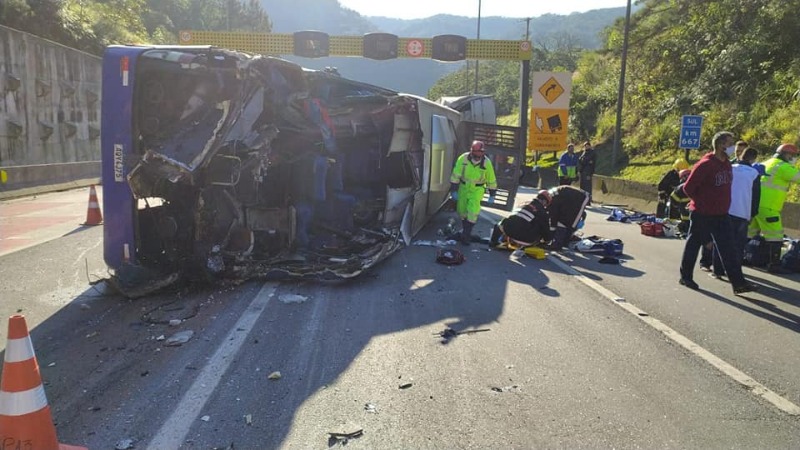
top-left (489, 223), bottom-right (503, 247)
top-left (767, 241), bottom-right (788, 274)
top-left (461, 220), bottom-right (474, 246)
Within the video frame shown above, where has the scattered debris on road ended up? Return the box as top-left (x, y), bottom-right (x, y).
top-left (328, 424), bottom-right (364, 446)
top-left (115, 438), bottom-right (135, 450)
top-left (364, 403), bottom-right (377, 413)
top-left (435, 327), bottom-right (491, 339)
top-left (435, 248), bottom-right (466, 265)
top-left (165, 330), bottom-right (194, 346)
top-left (201, 415), bottom-right (211, 422)
top-left (244, 414), bottom-right (253, 425)
top-left (412, 239), bottom-right (458, 247)
top-left (279, 294), bottom-right (309, 304)
top-left (490, 385), bottom-right (520, 393)
top-left (399, 382), bottom-right (413, 389)
top-left (268, 371), bottom-right (282, 380)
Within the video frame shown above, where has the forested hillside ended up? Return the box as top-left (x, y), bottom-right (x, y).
top-left (0, 0), bottom-right (624, 96)
top-left (261, 0), bottom-right (374, 34)
top-left (576, 0), bottom-right (800, 205)
top-left (587, 0), bottom-right (800, 156)
top-left (370, 8), bottom-right (630, 49)
top-left (0, 0), bottom-right (271, 55)
top-left (432, 0), bottom-right (800, 160)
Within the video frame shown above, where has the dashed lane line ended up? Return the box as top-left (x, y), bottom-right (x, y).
top-left (147, 282), bottom-right (278, 449)
top-left (547, 253), bottom-right (800, 416)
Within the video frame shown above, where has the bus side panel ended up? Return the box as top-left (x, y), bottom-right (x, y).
top-left (101, 47), bottom-right (142, 269)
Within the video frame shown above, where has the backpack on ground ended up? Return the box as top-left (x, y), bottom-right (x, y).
top-left (781, 240), bottom-right (800, 272)
top-left (743, 235), bottom-right (770, 267)
top-left (575, 236), bottom-right (624, 255)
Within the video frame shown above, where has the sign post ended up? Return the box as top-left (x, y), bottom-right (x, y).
top-left (679, 115), bottom-right (703, 149)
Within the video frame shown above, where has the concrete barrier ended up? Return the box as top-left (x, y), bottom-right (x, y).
top-left (591, 174), bottom-right (800, 236)
top-left (0, 161), bottom-right (100, 199)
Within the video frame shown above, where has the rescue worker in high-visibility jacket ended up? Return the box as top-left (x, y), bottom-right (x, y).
top-left (657, 158), bottom-right (690, 218)
top-left (450, 140), bottom-right (498, 245)
top-left (558, 143), bottom-right (579, 185)
top-left (748, 143), bottom-right (800, 272)
top-left (670, 169), bottom-right (692, 235)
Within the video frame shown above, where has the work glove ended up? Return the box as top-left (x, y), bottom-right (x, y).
top-left (449, 182), bottom-right (460, 201)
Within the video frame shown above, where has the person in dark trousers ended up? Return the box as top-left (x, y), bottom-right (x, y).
top-left (706, 146), bottom-right (761, 279)
top-left (490, 190), bottom-right (553, 247)
top-left (547, 185), bottom-right (591, 249)
top-left (679, 131), bottom-right (758, 295)
top-left (577, 141), bottom-right (596, 202)
top-left (657, 158), bottom-right (690, 218)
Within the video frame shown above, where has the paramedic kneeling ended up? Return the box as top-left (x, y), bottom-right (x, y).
top-left (490, 190), bottom-right (553, 247)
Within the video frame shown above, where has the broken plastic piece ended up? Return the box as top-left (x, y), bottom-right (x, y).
top-left (328, 425), bottom-right (364, 442)
top-left (165, 330), bottom-right (194, 346)
top-left (115, 439), bottom-right (135, 450)
top-left (278, 294), bottom-right (308, 304)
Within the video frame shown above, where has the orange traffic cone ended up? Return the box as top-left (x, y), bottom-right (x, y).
top-left (83, 184), bottom-right (103, 226)
top-left (0, 315), bottom-right (87, 450)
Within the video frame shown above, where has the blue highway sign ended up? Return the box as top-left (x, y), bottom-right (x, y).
top-left (680, 115), bottom-right (703, 149)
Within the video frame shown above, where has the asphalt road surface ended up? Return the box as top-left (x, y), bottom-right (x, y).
top-left (1, 187), bottom-right (799, 449)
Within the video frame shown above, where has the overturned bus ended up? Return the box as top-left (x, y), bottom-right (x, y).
top-left (100, 45), bottom-right (464, 297)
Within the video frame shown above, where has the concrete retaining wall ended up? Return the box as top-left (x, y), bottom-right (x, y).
top-left (0, 162), bottom-right (100, 199)
top-left (591, 174), bottom-right (800, 236)
top-left (0, 25), bottom-right (102, 196)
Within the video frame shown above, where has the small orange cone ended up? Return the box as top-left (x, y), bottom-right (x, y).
top-left (0, 315), bottom-right (87, 450)
top-left (84, 184), bottom-right (103, 226)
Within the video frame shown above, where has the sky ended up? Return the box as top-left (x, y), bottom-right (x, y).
top-left (337, 0), bottom-right (631, 20)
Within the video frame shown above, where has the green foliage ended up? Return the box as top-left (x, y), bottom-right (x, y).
top-left (428, 36), bottom-right (585, 116)
top-left (0, 0), bottom-right (272, 54)
top-left (427, 61), bottom-right (521, 115)
top-left (558, 0), bottom-right (800, 206)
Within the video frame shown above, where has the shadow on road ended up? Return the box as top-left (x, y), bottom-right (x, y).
top-left (700, 288), bottom-right (800, 334)
top-left (205, 207), bottom-right (564, 448)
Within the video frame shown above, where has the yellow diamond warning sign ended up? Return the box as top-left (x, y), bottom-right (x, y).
top-left (538, 77), bottom-right (564, 105)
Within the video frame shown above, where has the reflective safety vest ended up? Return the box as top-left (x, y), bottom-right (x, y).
top-left (558, 151), bottom-right (579, 178)
top-left (450, 153), bottom-right (498, 190)
top-left (760, 157), bottom-right (800, 211)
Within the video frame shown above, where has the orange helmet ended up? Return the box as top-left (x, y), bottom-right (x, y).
top-left (679, 169), bottom-right (691, 180)
top-left (536, 189), bottom-right (552, 207)
top-left (470, 140), bottom-right (485, 153)
top-left (776, 143), bottom-right (799, 155)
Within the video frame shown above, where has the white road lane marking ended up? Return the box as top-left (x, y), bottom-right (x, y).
top-left (147, 282), bottom-right (278, 449)
top-left (547, 254), bottom-right (800, 416)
